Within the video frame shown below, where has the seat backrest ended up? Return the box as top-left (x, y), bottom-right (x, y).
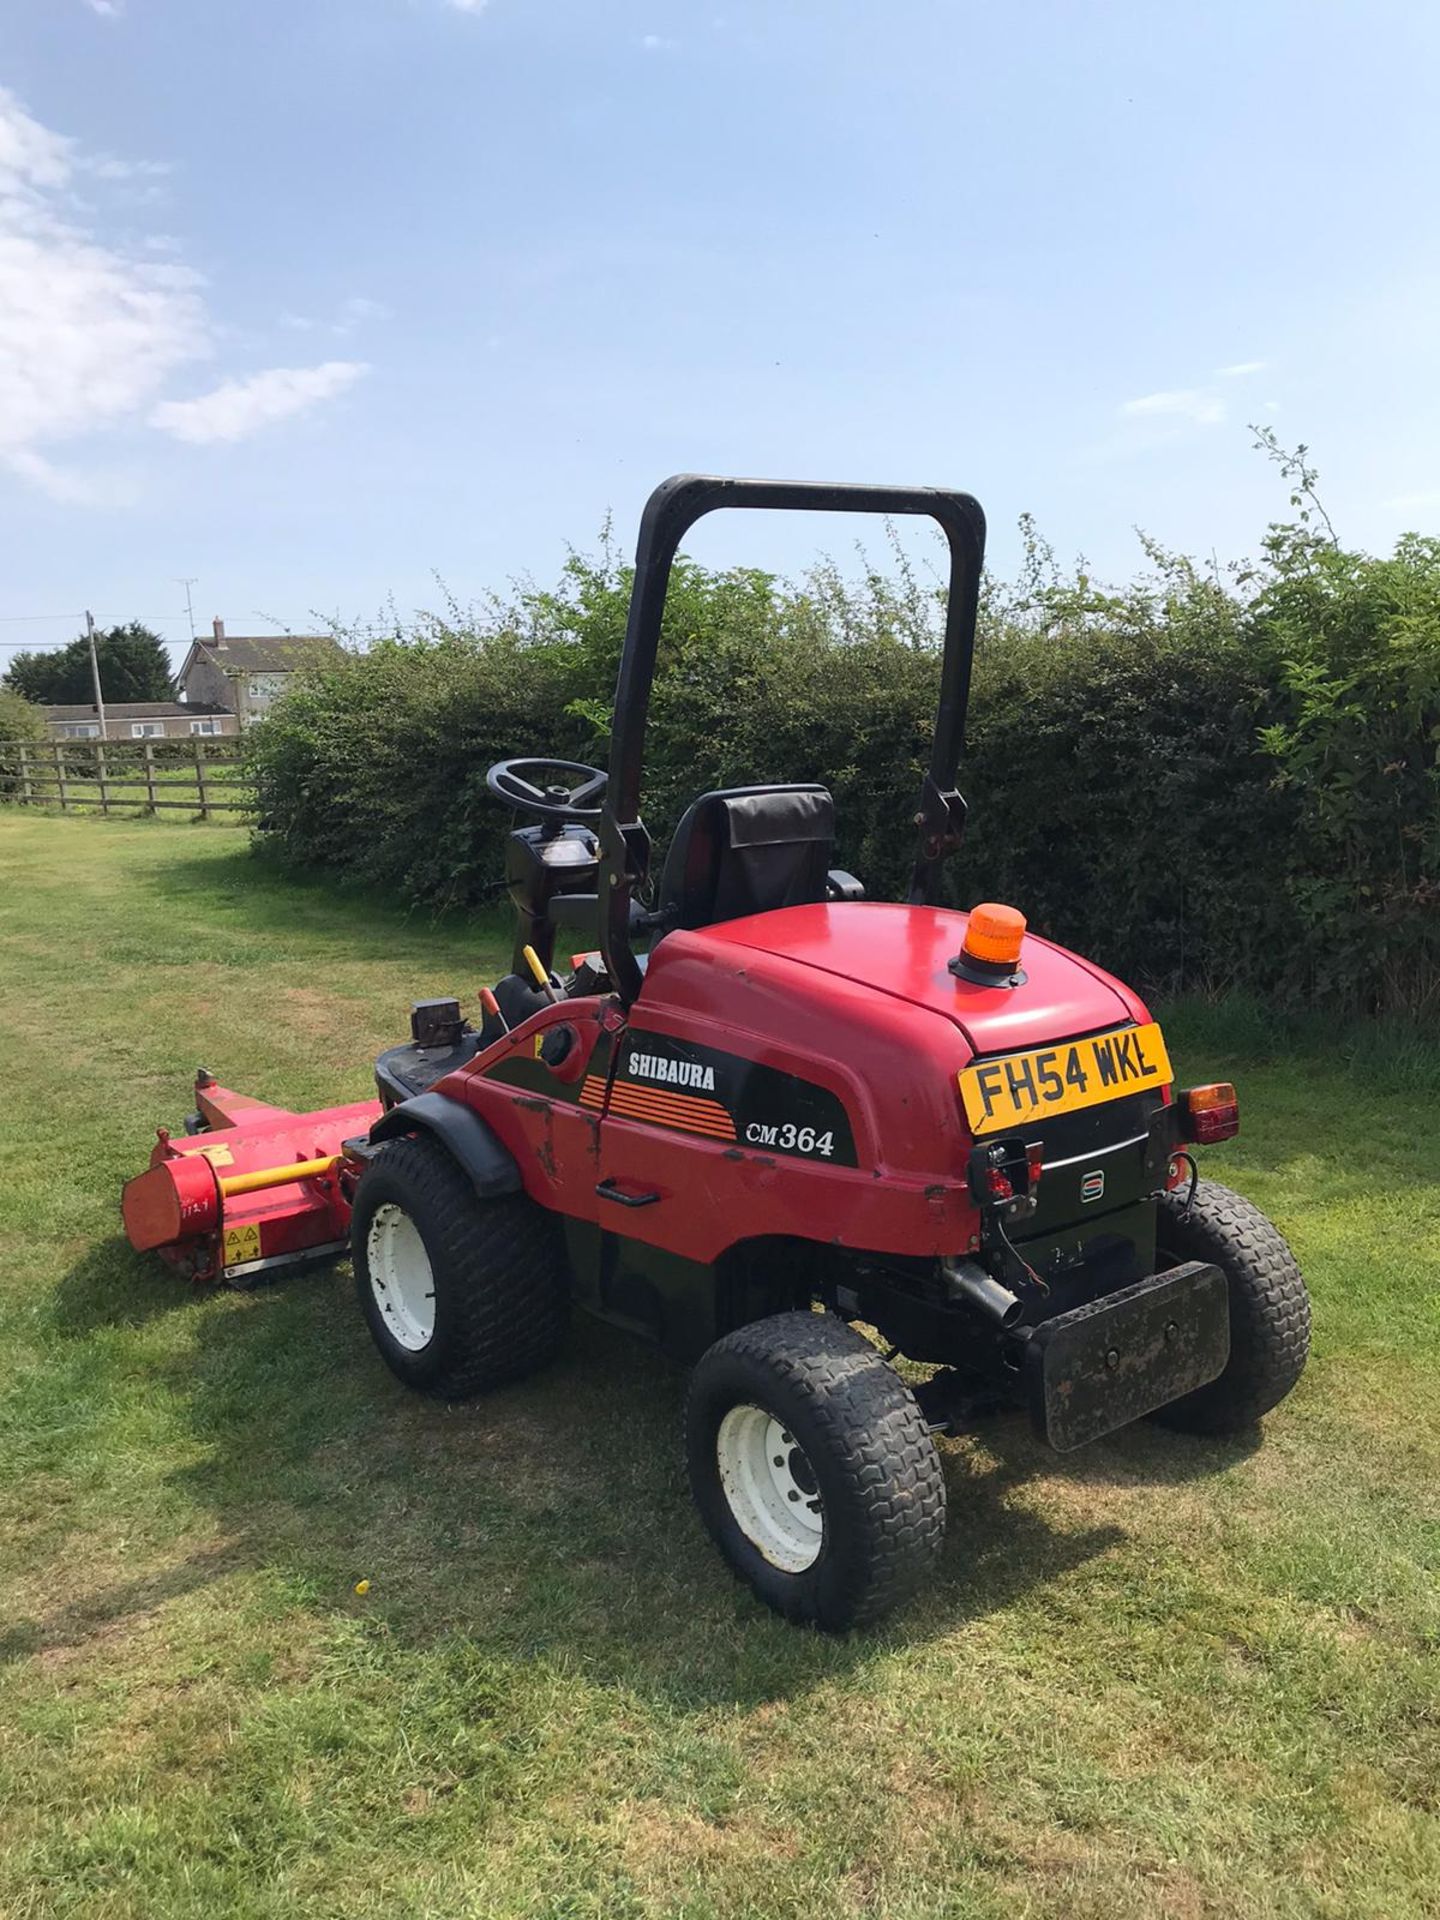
top-left (658, 784), bottom-right (834, 931)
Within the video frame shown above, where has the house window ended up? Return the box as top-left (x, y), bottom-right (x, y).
top-left (61, 723), bottom-right (100, 738)
top-left (131, 722), bottom-right (164, 739)
top-left (189, 719), bottom-right (220, 736)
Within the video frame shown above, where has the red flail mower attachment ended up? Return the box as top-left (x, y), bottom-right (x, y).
top-left (121, 1071), bottom-right (381, 1284)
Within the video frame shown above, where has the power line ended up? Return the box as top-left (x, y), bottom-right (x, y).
top-left (2, 613), bottom-right (272, 626)
top-left (2, 611), bottom-right (324, 651)
top-left (0, 615), bottom-right (201, 648)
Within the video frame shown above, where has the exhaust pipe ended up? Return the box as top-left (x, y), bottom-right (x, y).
top-left (941, 1257), bottom-right (1024, 1330)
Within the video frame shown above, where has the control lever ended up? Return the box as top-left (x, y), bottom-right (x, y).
top-left (521, 944), bottom-right (562, 1005)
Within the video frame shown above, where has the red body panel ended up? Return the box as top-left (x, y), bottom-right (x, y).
top-left (448, 902), bottom-right (1156, 1269)
top-left (125, 908), bottom-right (1158, 1290)
top-left (435, 1001), bottom-right (612, 1219)
top-left (703, 902), bottom-right (1152, 1055)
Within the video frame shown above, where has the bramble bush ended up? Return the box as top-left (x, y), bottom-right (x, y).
top-left (0, 689), bottom-right (45, 745)
top-left (247, 453), bottom-right (1440, 1016)
top-left (0, 689), bottom-right (46, 799)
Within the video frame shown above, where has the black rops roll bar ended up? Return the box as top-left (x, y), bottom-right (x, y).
top-left (598, 474), bottom-right (988, 1005)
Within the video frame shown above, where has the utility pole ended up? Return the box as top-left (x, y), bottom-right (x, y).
top-left (85, 610), bottom-right (108, 738)
top-left (176, 577), bottom-right (198, 641)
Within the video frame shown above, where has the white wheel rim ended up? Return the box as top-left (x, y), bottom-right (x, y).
top-left (366, 1202), bottom-right (436, 1352)
top-left (715, 1404), bottom-right (824, 1573)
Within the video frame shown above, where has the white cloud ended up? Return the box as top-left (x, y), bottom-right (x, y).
top-left (1215, 359), bottom-right (1267, 378)
top-left (446, 0), bottom-right (488, 10)
top-left (86, 153), bottom-right (171, 182)
top-left (0, 87), bottom-right (206, 491)
top-left (336, 294), bottom-right (390, 332)
top-left (83, 0), bottom-right (123, 15)
top-left (640, 32), bottom-right (678, 48)
top-left (150, 361), bottom-right (369, 444)
top-left (1120, 387), bottom-right (1225, 427)
top-left (0, 88), bottom-right (71, 191)
top-left (280, 295), bottom-right (390, 336)
top-left (5, 447), bottom-right (137, 507)
top-left (0, 88), bottom-right (371, 500)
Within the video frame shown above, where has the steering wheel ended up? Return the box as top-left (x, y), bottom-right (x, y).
top-left (485, 757), bottom-right (608, 822)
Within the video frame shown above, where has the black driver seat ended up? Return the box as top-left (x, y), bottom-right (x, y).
top-left (657, 784), bottom-right (835, 931)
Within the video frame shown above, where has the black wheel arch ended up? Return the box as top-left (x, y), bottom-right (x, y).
top-left (368, 1091), bottom-right (522, 1200)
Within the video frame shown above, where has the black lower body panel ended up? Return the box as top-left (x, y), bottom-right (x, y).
top-left (1025, 1261), bottom-right (1229, 1452)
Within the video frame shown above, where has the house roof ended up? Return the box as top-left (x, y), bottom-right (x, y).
top-left (46, 701), bottom-right (232, 720)
top-left (183, 634), bottom-right (341, 675)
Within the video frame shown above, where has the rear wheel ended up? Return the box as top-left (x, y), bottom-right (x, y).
top-left (351, 1133), bottom-right (568, 1397)
top-left (1151, 1178), bottom-right (1310, 1433)
top-left (686, 1311), bottom-right (946, 1631)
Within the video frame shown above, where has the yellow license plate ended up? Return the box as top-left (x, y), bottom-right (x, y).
top-left (958, 1022), bottom-right (1172, 1137)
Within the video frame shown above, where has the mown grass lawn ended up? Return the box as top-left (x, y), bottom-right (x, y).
top-left (0, 811), bottom-right (1436, 1920)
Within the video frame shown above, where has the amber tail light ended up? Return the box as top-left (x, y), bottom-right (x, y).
top-left (1179, 1082), bottom-right (1239, 1145)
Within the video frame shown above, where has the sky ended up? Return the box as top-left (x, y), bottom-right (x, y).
top-left (3, 0), bottom-right (1440, 669)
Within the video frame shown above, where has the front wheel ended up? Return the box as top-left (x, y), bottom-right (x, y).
top-left (351, 1133), bottom-right (568, 1398)
top-left (686, 1311), bottom-right (946, 1631)
top-left (1151, 1178), bottom-right (1310, 1433)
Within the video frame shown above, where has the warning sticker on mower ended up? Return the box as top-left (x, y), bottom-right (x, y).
top-left (958, 1022), bottom-right (1172, 1137)
top-left (223, 1222), bottom-right (261, 1267)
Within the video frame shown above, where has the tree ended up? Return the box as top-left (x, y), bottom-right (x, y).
top-left (2, 623), bottom-right (176, 705)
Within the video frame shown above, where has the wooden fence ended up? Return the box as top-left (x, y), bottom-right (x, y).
top-left (0, 738), bottom-right (251, 819)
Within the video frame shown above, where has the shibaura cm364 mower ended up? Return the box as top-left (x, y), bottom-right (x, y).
top-left (123, 476), bottom-right (1311, 1630)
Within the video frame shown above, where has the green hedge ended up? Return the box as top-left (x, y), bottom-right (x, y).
top-left (247, 523), bottom-right (1440, 1017)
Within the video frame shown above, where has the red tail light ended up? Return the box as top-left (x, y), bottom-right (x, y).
top-left (969, 1140), bottom-right (1043, 1215)
top-left (1180, 1083), bottom-right (1239, 1144)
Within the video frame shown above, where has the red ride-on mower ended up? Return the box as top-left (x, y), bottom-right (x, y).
top-left (124, 475), bottom-right (1311, 1630)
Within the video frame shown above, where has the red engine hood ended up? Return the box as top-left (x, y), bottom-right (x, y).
top-left (701, 901), bottom-right (1151, 1056)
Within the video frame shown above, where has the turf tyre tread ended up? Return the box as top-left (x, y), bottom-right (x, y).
top-left (1153, 1177), bottom-right (1309, 1433)
top-left (353, 1133), bottom-right (567, 1398)
top-left (686, 1310), bottom-right (946, 1631)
